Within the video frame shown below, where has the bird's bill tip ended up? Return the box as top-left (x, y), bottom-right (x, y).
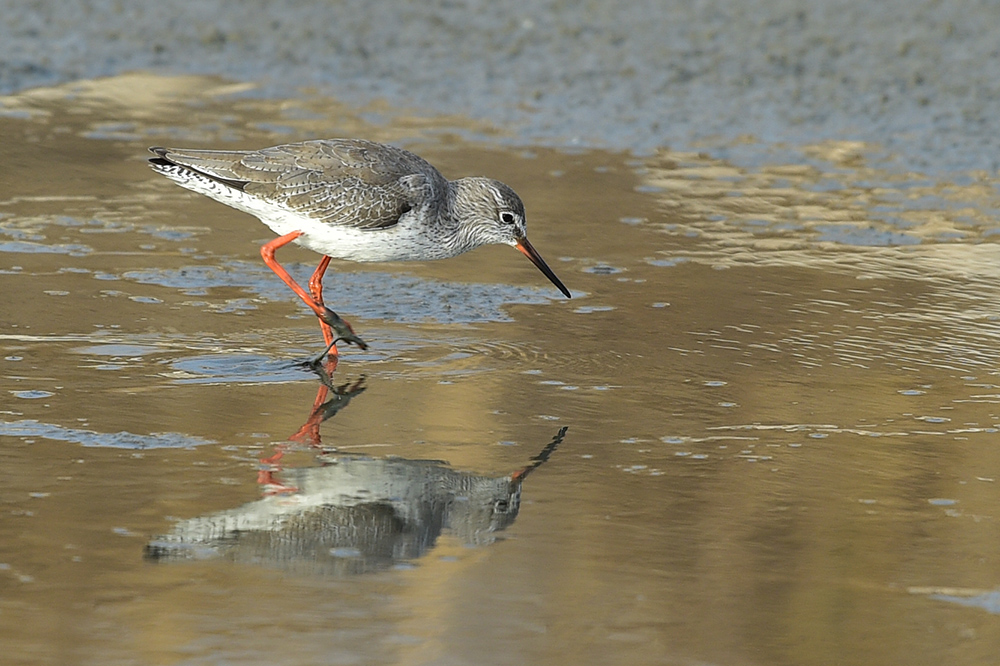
top-left (515, 237), bottom-right (571, 298)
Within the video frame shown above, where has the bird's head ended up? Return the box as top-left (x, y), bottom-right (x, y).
top-left (452, 178), bottom-right (571, 298)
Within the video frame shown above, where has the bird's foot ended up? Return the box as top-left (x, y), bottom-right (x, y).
top-left (317, 306), bottom-right (369, 350)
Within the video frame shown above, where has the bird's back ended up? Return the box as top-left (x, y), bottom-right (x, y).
top-left (150, 139), bottom-right (449, 233)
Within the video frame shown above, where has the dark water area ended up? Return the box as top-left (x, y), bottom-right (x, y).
top-left (2, 75), bottom-right (1000, 665)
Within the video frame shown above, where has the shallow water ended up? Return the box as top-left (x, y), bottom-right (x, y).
top-left (2, 75), bottom-right (999, 665)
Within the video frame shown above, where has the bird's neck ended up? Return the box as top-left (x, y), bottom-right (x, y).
top-left (437, 179), bottom-right (486, 255)
top-left (439, 180), bottom-right (464, 227)
top-left (442, 178), bottom-right (481, 219)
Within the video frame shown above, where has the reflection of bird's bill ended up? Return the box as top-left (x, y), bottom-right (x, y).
top-left (515, 236), bottom-right (571, 298)
top-left (511, 426), bottom-right (569, 482)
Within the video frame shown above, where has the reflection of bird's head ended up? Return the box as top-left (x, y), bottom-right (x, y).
top-left (446, 476), bottom-right (523, 546)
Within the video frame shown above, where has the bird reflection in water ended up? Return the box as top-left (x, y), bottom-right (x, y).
top-left (146, 358), bottom-right (568, 576)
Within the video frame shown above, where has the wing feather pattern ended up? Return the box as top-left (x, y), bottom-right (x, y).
top-left (149, 140), bottom-right (445, 230)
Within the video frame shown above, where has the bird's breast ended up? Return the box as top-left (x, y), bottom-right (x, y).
top-left (279, 213), bottom-right (468, 263)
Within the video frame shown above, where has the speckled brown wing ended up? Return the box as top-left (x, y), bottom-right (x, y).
top-left (153, 139), bottom-right (445, 230)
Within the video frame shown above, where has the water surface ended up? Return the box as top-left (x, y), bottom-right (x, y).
top-left (2, 75), bottom-right (999, 665)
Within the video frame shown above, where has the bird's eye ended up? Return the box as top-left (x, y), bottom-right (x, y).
top-left (500, 212), bottom-right (516, 225)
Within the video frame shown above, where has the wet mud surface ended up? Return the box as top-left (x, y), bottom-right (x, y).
top-left (3, 0), bottom-right (1000, 171)
top-left (2, 76), bottom-right (1000, 665)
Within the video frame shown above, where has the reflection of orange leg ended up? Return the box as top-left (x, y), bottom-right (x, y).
top-left (288, 360), bottom-right (337, 446)
top-left (260, 232), bottom-right (367, 353)
top-left (257, 444), bottom-right (299, 494)
top-left (288, 366), bottom-right (367, 448)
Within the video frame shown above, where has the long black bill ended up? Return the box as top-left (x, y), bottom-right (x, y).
top-left (515, 236), bottom-right (571, 298)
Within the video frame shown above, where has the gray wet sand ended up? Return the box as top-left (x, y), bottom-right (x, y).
top-left (1, 75), bottom-right (1000, 666)
top-left (2, 0), bottom-right (999, 171)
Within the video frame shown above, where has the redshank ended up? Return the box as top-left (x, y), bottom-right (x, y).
top-left (148, 139), bottom-right (571, 357)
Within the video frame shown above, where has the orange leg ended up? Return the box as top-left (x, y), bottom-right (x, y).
top-left (260, 232), bottom-right (367, 354)
top-left (308, 255), bottom-right (334, 349)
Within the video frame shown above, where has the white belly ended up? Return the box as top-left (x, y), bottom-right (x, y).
top-left (254, 203), bottom-right (457, 262)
